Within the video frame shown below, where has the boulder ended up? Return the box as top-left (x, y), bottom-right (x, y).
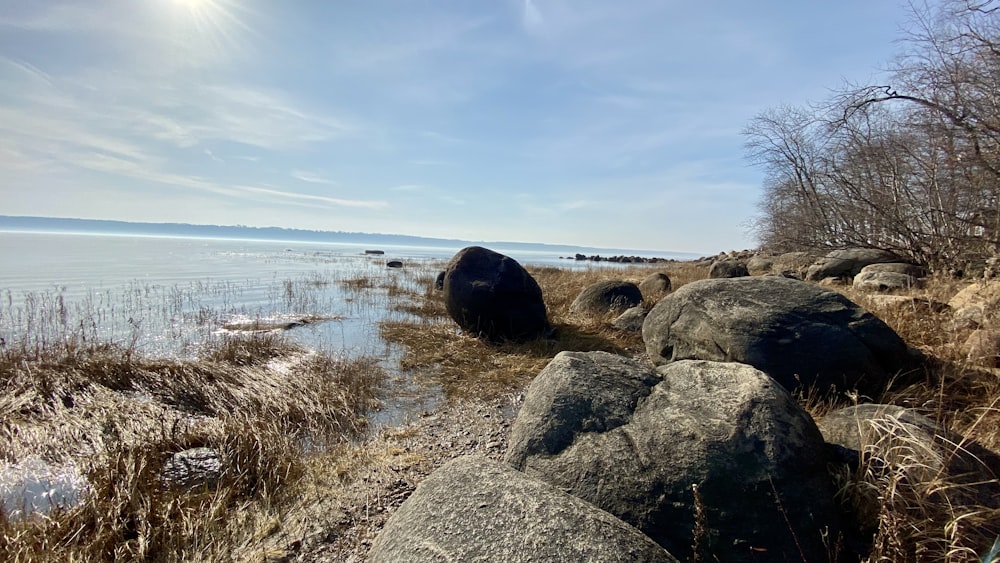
top-left (386, 260), bottom-right (403, 268)
top-left (964, 329), bottom-right (1000, 367)
top-left (369, 455), bottom-right (678, 562)
top-left (161, 447), bottom-right (222, 490)
top-left (806, 248), bottom-right (902, 281)
top-left (505, 353), bottom-right (839, 562)
top-left (853, 270), bottom-right (922, 292)
top-left (443, 247), bottom-right (550, 342)
top-left (858, 262), bottom-right (929, 278)
top-left (949, 281), bottom-right (1000, 329)
top-left (818, 405), bottom-right (1000, 507)
top-left (612, 306), bottom-right (648, 332)
top-left (642, 276), bottom-right (912, 395)
top-left (638, 272), bottom-right (672, 299)
top-left (774, 251), bottom-right (820, 278)
top-left (708, 259), bottom-right (749, 278)
top-left (863, 295), bottom-right (950, 315)
top-left (745, 254), bottom-right (775, 275)
top-left (569, 280), bottom-right (643, 315)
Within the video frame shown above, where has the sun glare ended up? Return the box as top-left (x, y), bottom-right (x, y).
top-left (164, 0), bottom-right (252, 60)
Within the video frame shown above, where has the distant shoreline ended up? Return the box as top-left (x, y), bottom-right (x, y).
top-left (0, 215), bottom-right (701, 260)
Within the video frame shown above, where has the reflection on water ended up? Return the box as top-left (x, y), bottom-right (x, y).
top-left (0, 459), bottom-right (87, 519)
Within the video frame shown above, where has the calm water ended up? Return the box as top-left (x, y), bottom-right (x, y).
top-left (0, 231), bottom-right (628, 356)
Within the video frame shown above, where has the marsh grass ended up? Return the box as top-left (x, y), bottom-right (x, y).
top-left (0, 331), bottom-right (385, 561)
top-left (378, 264), bottom-right (661, 398)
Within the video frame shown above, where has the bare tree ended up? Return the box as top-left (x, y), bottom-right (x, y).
top-left (746, 1), bottom-right (1000, 269)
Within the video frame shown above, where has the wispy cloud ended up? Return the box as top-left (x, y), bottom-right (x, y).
top-left (242, 187), bottom-right (387, 209)
top-left (291, 170), bottom-right (337, 185)
top-left (57, 149), bottom-right (386, 210)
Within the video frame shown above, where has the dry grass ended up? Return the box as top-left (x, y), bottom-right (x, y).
top-left (377, 264), bottom-right (673, 398)
top-left (0, 333), bottom-right (385, 562)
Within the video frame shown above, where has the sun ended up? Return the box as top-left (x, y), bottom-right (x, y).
top-left (172, 0), bottom-right (217, 17)
top-left (163, 0), bottom-right (251, 57)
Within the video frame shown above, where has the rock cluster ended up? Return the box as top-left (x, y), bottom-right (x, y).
top-left (571, 253), bottom-right (673, 263)
top-left (382, 246), bottom-right (991, 561)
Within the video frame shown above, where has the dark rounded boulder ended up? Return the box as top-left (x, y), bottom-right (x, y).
top-left (642, 276), bottom-right (912, 395)
top-left (370, 455), bottom-right (679, 562)
top-left (569, 280), bottom-right (643, 315)
top-left (443, 246), bottom-right (550, 342)
top-left (505, 353), bottom-right (839, 562)
top-left (708, 259), bottom-right (749, 278)
top-left (638, 272), bottom-right (672, 299)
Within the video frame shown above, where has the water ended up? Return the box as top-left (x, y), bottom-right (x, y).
top-left (0, 231), bottom-right (680, 516)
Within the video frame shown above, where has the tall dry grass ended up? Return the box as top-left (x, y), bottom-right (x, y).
top-left (0, 332), bottom-right (385, 562)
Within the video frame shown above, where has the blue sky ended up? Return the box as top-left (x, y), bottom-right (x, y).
top-left (1, 0), bottom-right (910, 253)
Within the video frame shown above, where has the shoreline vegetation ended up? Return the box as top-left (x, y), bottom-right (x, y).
top-left (2, 255), bottom-right (999, 561)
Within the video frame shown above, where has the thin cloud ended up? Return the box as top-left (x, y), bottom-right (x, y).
top-left (0, 56), bottom-right (53, 86)
top-left (59, 149), bottom-right (387, 210)
top-left (242, 187), bottom-right (387, 209)
top-left (390, 184), bottom-right (425, 192)
top-left (292, 170), bottom-right (337, 185)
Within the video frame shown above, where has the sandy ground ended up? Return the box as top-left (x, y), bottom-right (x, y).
top-left (250, 394), bottom-right (522, 562)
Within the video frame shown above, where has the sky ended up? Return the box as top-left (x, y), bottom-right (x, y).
top-left (0, 0), bottom-right (913, 253)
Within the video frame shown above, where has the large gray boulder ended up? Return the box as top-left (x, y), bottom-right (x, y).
top-left (443, 246), bottom-right (550, 342)
top-left (569, 280), bottom-right (643, 315)
top-left (642, 276), bottom-right (911, 395)
top-left (369, 455), bottom-right (679, 562)
top-left (806, 248), bottom-right (902, 281)
top-left (505, 353), bottom-right (839, 562)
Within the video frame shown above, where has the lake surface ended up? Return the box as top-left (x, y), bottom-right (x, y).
top-left (0, 230), bottom-right (681, 355)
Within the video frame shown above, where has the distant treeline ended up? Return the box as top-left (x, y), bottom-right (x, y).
top-left (0, 216), bottom-right (696, 259)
